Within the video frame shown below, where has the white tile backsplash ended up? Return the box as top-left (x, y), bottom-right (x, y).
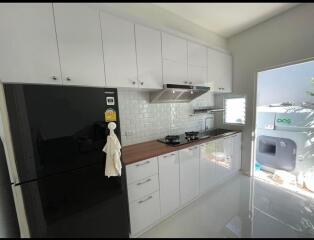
top-left (118, 89), bottom-right (215, 146)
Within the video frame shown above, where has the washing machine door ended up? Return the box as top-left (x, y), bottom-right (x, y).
top-left (256, 135), bottom-right (297, 171)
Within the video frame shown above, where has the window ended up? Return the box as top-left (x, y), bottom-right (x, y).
top-left (224, 95), bottom-right (246, 125)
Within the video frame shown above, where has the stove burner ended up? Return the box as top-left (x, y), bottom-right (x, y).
top-left (165, 135), bottom-right (180, 144)
top-left (185, 131), bottom-right (199, 140)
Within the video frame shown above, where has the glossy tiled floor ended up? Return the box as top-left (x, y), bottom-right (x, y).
top-left (140, 174), bottom-right (314, 238)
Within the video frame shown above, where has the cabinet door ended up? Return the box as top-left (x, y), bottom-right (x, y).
top-left (214, 138), bottom-right (228, 179)
top-left (199, 142), bottom-right (216, 194)
top-left (100, 12), bottom-right (138, 88)
top-left (163, 59), bottom-right (188, 85)
top-left (54, 4), bottom-right (105, 87)
top-left (223, 136), bottom-right (234, 177)
top-left (232, 133), bottom-right (242, 172)
top-left (158, 152), bottom-right (180, 218)
top-left (188, 41), bottom-right (207, 67)
top-left (129, 191), bottom-right (160, 235)
top-left (0, 3), bottom-right (61, 85)
top-left (179, 145), bottom-right (200, 205)
top-left (188, 65), bottom-right (208, 86)
top-left (135, 24), bottom-right (162, 89)
top-left (208, 48), bottom-right (232, 93)
top-left (162, 33), bottom-right (187, 63)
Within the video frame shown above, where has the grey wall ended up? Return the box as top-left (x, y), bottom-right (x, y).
top-left (217, 3), bottom-right (314, 174)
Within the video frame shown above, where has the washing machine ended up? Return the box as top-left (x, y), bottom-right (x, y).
top-left (255, 103), bottom-right (314, 174)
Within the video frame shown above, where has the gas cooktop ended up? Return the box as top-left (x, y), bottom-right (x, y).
top-left (158, 129), bottom-right (235, 147)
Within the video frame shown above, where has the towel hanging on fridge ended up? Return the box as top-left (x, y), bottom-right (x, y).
top-left (102, 122), bottom-right (122, 177)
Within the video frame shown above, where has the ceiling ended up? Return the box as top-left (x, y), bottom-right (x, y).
top-left (153, 3), bottom-right (300, 37)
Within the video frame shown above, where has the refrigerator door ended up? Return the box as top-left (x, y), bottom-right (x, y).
top-left (0, 139), bottom-right (20, 237)
top-left (19, 162), bottom-right (129, 237)
top-left (4, 84), bottom-right (121, 183)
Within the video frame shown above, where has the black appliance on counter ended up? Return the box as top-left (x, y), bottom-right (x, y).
top-left (3, 84), bottom-right (130, 237)
top-left (159, 131), bottom-right (200, 146)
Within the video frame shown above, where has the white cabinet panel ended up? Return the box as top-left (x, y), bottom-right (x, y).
top-left (214, 138), bottom-right (228, 179)
top-left (129, 191), bottom-right (160, 235)
top-left (54, 4), bottom-right (105, 87)
top-left (179, 145), bottom-right (200, 205)
top-left (232, 133), bottom-right (242, 172)
top-left (163, 59), bottom-right (188, 85)
top-left (188, 65), bottom-right (208, 86)
top-left (200, 142), bottom-right (216, 194)
top-left (100, 12), bottom-right (138, 88)
top-left (127, 174), bottom-right (159, 203)
top-left (0, 3), bottom-right (61, 84)
top-left (223, 136), bottom-right (234, 177)
top-left (188, 41), bottom-right (207, 67)
top-left (158, 152), bottom-right (180, 218)
top-left (162, 33), bottom-right (187, 63)
top-left (135, 24), bottom-right (163, 89)
top-left (126, 157), bottom-right (158, 184)
top-left (208, 48), bottom-right (232, 93)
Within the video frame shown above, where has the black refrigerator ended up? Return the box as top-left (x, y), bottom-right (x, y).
top-left (3, 84), bottom-right (130, 238)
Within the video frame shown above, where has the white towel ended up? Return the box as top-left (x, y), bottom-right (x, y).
top-left (102, 122), bottom-right (122, 177)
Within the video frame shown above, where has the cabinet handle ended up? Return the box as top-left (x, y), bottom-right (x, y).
top-left (136, 178), bottom-right (151, 186)
top-left (140, 82), bottom-right (144, 85)
top-left (135, 161), bottom-right (150, 167)
top-left (189, 81), bottom-right (192, 84)
top-left (163, 155), bottom-right (169, 158)
top-left (132, 81), bottom-right (136, 85)
top-left (171, 153), bottom-right (176, 156)
top-left (66, 77), bottom-right (71, 81)
top-left (138, 195), bottom-right (153, 204)
top-left (184, 81), bottom-right (188, 84)
top-left (51, 76), bottom-right (57, 81)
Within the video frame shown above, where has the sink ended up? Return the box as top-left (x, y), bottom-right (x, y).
top-left (199, 129), bottom-right (234, 139)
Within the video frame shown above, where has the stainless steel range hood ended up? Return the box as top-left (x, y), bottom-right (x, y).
top-left (150, 84), bottom-right (210, 103)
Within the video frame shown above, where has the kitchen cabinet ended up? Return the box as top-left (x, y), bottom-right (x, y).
top-left (187, 41), bottom-right (208, 86)
top-left (208, 48), bottom-right (232, 93)
top-left (135, 24), bottom-right (163, 89)
top-left (179, 145), bottom-right (200, 205)
top-left (100, 12), bottom-right (138, 88)
top-left (162, 33), bottom-right (187, 63)
top-left (199, 141), bottom-right (217, 194)
top-left (162, 59), bottom-right (188, 85)
top-left (0, 3), bottom-right (61, 85)
top-left (232, 133), bottom-right (242, 172)
top-left (126, 157), bottom-right (158, 184)
top-left (53, 4), bottom-right (105, 87)
top-left (129, 191), bottom-right (160, 236)
top-left (158, 152), bottom-right (180, 218)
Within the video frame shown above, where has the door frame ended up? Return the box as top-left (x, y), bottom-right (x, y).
top-left (250, 56), bottom-right (314, 177)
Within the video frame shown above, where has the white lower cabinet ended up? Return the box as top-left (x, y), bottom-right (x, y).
top-left (158, 152), bottom-right (180, 218)
top-left (179, 146), bottom-right (200, 205)
top-left (199, 141), bottom-right (216, 194)
top-left (129, 191), bottom-right (160, 235)
top-left (126, 133), bottom-right (241, 236)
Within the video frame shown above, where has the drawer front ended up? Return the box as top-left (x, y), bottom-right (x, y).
top-left (127, 174), bottom-right (159, 202)
top-left (129, 191), bottom-right (160, 235)
top-left (126, 157), bottom-right (158, 184)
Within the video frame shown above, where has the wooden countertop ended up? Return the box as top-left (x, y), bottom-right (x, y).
top-left (122, 131), bottom-right (241, 165)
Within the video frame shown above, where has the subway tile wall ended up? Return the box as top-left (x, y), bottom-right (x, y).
top-left (118, 89), bottom-right (215, 146)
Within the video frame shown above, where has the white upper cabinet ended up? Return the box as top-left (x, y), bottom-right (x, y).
top-left (54, 4), bottom-right (105, 87)
top-left (188, 41), bottom-right (208, 86)
top-left (162, 33), bottom-right (187, 63)
top-left (179, 146), bottom-right (200, 205)
top-left (208, 48), bottom-right (232, 92)
top-left (0, 3), bottom-right (61, 84)
top-left (100, 12), bottom-right (138, 88)
top-left (135, 25), bottom-right (163, 89)
top-left (188, 41), bottom-right (207, 67)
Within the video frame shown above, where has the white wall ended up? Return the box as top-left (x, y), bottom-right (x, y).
top-left (220, 3), bottom-right (314, 174)
top-left (118, 89), bottom-right (215, 146)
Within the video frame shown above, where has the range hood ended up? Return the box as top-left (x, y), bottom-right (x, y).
top-left (150, 84), bottom-right (210, 103)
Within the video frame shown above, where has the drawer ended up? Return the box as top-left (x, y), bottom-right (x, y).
top-left (128, 174), bottom-right (159, 203)
top-left (126, 157), bottom-right (158, 184)
top-left (129, 191), bottom-right (160, 235)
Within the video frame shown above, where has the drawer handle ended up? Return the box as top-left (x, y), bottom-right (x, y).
top-left (136, 178), bottom-right (151, 186)
top-left (135, 161), bottom-right (150, 167)
top-left (138, 195), bottom-right (153, 204)
top-left (171, 153), bottom-right (176, 156)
